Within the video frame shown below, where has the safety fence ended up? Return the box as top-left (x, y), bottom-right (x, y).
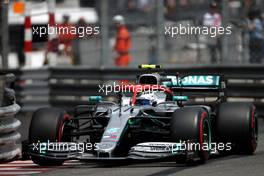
top-left (0, 73), bottom-right (21, 163)
top-left (6, 65), bottom-right (264, 117)
top-left (73, 0), bottom-right (256, 67)
top-left (9, 0), bottom-right (258, 69)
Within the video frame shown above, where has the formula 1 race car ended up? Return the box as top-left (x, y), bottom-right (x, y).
top-left (27, 65), bottom-right (258, 166)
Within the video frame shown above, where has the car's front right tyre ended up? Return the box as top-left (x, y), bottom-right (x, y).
top-left (29, 108), bottom-right (71, 166)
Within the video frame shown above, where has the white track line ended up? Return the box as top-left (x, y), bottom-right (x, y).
top-left (0, 160), bottom-right (82, 175)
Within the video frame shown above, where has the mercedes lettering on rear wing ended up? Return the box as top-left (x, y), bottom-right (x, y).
top-left (163, 75), bottom-right (225, 91)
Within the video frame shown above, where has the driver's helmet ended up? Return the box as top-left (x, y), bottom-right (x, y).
top-left (135, 92), bottom-right (156, 106)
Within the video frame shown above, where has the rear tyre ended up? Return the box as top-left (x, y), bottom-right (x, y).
top-left (216, 102), bottom-right (258, 155)
top-left (171, 107), bottom-right (211, 164)
top-left (29, 108), bottom-right (71, 166)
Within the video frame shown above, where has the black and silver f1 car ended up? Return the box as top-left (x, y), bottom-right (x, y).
top-left (27, 65), bottom-right (258, 166)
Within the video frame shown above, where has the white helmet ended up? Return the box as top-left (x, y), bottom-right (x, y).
top-left (113, 15), bottom-right (125, 25)
top-left (136, 92), bottom-right (157, 106)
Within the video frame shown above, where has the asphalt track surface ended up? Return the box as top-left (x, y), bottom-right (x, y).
top-left (30, 118), bottom-right (264, 176)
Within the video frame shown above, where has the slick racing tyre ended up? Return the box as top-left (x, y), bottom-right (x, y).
top-left (29, 108), bottom-right (71, 166)
top-left (216, 102), bottom-right (258, 155)
top-left (171, 107), bottom-right (211, 164)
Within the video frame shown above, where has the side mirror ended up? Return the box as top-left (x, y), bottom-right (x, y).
top-left (88, 96), bottom-right (102, 102)
top-left (172, 96), bottom-right (188, 101)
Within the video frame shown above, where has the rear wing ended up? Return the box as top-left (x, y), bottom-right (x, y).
top-left (163, 75), bottom-right (224, 91)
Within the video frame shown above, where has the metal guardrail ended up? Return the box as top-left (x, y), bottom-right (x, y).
top-left (7, 65), bottom-right (264, 116)
top-left (0, 73), bottom-right (21, 163)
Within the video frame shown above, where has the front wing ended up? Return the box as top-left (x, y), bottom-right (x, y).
top-left (28, 142), bottom-right (199, 162)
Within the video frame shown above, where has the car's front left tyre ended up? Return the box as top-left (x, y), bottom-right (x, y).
top-left (171, 107), bottom-right (211, 164)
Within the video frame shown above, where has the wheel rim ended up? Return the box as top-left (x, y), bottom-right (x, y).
top-left (203, 121), bottom-right (211, 146)
top-left (251, 109), bottom-right (258, 151)
top-left (58, 114), bottom-right (70, 142)
top-left (199, 112), bottom-right (211, 160)
top-left (203, 120), bottom-right (211, 152)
